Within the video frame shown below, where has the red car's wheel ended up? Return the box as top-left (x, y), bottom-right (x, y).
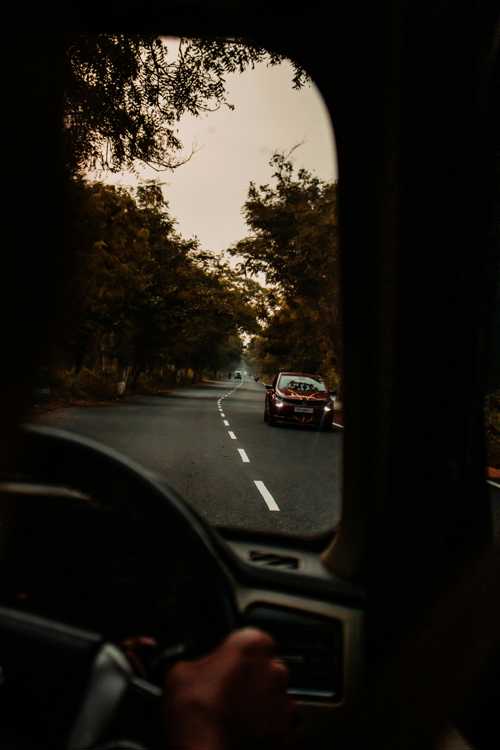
top-left (264, 401), bottom-right (275, 426)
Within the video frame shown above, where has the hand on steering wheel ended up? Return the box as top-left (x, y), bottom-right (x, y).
top-left (2, 425), bottom-right (295, 750)
top-left (164, 628), bottom-right (295, 750)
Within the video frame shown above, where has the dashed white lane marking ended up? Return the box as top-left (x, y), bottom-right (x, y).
top-left (332, 422), bottom-right (344, 429)
top-left (238, 448), bottom-right (250, 463)
top-left (254, 481), bottom-right (280, 511)
top-left (488, 479), bottom-right (500, 490)
top-left (218, 385), bottom-right (280, 511)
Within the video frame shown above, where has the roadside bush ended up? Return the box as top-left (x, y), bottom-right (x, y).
top-left (133, 372), bottom-right (162, 395)
top-left (133, 369), bottom-right (180, 394)
top-left (47, 368), bottom-right (75, 398)
top-left (321, 365), bottom-right (341, 394)
top-left (76, 368), bottom-right (117, 399)
top-left (48, 368), bottom-right (117, 401)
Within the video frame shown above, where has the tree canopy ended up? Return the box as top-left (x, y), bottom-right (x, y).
top-left (59, 35), bottom-right (328, 393)
top-left (60, 178), bottom-right (260, 383)
top-left (233, 154), bottom-right (341, 389)
top-left (64, 34), bottom-right (307, 175)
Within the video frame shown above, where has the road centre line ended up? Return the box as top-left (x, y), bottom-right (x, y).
top-left (220, 412), bottom-right (225, 418)
top-left (332, 422), bottom-right (344, 429)
top-left (223, 384), bottom-right (279, 510)
top-left (254, 481), bottom-right (280, 511)
top-left (488, 479), bottom-right (500, 490)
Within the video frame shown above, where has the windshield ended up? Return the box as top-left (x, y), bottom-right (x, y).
top-left (277, 375), bottom-right (328, 394)
top-left (33, 34), bottom-right (341, 540)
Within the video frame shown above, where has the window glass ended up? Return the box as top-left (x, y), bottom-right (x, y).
top-left (277, 375), bottom-right (328, 394)
top-left (35, 34), bottom-right (341, 539)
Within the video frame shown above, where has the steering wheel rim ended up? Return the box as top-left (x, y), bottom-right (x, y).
top-left (17, 423), bottom-right (237, 631)
top-left (1, 423), bottom-right (239, 748)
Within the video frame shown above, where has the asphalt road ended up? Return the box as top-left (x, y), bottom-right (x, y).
top-left (36, 380), bottom-right (343, 537)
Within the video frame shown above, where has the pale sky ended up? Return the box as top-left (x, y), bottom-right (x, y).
top-left (97, 40), bottom-right (337, 255)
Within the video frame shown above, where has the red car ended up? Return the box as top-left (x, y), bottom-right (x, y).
top-left (264, 372), bottom-right (336, 429)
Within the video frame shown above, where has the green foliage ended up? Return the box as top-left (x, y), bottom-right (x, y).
top-left (49, 368), bottom-right (117, 401)
top-left (65, 35), bottom-right (306, 175)
top-left (234, 155), bottom-right (341, 391)
top-left (60, 35), bottom-right (311, 393)
top-left (59, 177), bottom-right (259, 387)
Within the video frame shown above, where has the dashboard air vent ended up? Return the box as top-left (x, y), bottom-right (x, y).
top-left (248, 550), bottom-right (299, 570)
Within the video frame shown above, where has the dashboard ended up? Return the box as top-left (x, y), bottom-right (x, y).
top-left (0, 480), bottom-right (365, 747)
top-left (225, 537), bottom-right (364, 721)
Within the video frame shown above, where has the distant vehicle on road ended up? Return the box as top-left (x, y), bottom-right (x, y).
top-left (264, 371), bottom-right (335, 429)
top-left (234, 371), bottom-right (242, 380)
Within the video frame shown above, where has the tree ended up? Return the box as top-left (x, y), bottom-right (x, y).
top-left (61, 179), bottom-right (156, 371)
top-left (60, 37), bottom-right (310, 390)
top-left (166, 256), bottom-right (261, 379)
top-left (64, 35), bottom-right (306, 176)
top-left (59, 178), bottom-right (260, 386)
top-left (232, 155), bottom-right (341, 390)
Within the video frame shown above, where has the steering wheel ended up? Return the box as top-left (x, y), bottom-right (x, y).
top-left (0, 424), bottom-right (238, 749)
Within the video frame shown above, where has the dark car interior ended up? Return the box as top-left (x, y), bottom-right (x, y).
top-left (1, 2), bottom-right (499, 749)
